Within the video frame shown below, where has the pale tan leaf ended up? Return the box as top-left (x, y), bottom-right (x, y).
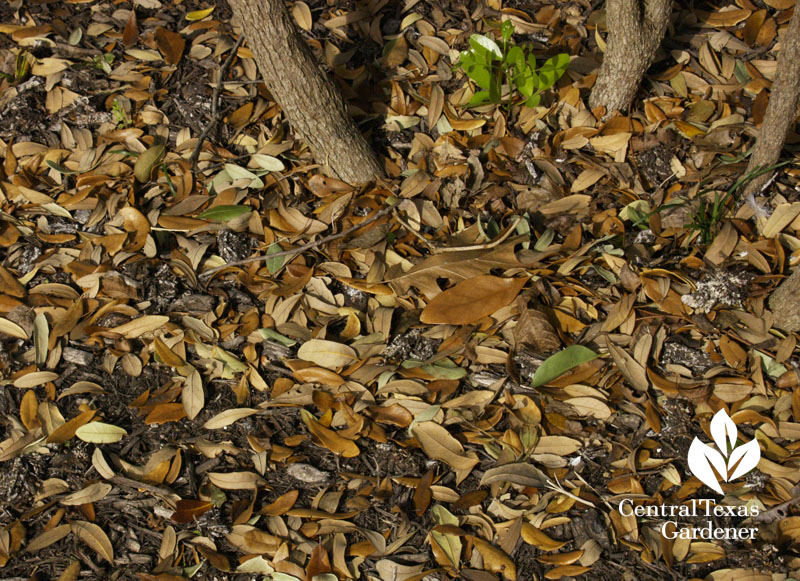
top-left (208, 471), bottom-right (267, 490)
top-left (411, 421), bottom-right (478, 484)
top-left (292, 1), bottom-right (313, 31)
top-left (203, 408), bottom-right (259, 429)
top-left (109, 315), bottom-right (170, 338)
top-left (61, 482), bottom-right (112, 506)
top-left (14, 371), bottom-right (58, 388)
top-left (182, 369), bottom-right (204, 420)
top-left (75, 422), bottom-right (127, 444)
top-left (25, 524), bottom-right (71, 553)
top-left (297, 339), bottom-right (358, 370)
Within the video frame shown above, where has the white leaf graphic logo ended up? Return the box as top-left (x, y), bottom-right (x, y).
top-left (687, 409), bottom-right (761, 494)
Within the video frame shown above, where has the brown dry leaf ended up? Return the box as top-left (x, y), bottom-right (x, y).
top-left (704, 221), bottom-right (738, 265)
top-left (25, 524), bottom-right (71, 553)
top-left (470, 536), bottom-right (517, 580)
top-left (420, 275), bottom-right (526, 325)
top-left (71, 521), bottom-right (114, 562)
top-left (171, 499), bottom-right (213, 524)
top-left (154, 27), bottom-right (185, 65)
top-left (13, 371), bottom-right (58, 389)
top-left (45, 409), bottom-right (96, 444)
top-left (411, 421), bottom-right (478, 484)
top-left (387, 238), bottom-right (523, 299)
top-left (480, 462), bottom-right (549, 488)
top-left (607, 343), bottom-right (648, 391)
top-left (544, 565), bottom-right (592, 579)
top-left (521, 523), bottom-right (568, 551)
top-left (570, 168), bottom-right (605, 193)
top-left (300, 409), bottom-right (359, 457)
top-left (260, 489), bottom-right (299, 516)
top-left (56, 561), bottom-right (80, 581)
top-left (122, 9), bottom-right (138, 47)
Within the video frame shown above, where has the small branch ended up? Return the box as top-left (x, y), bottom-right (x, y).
top-left (189, 35), bottom-right (245, 169)
top-left (434, 216), bottom-right (522, 253)
top-left (394, 213), bottom-right (523, 253)
top-left (199, 201), bottom-right (397, 280)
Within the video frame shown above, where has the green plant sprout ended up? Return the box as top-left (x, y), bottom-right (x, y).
top-left (111, 100), bottom-right (131, 128)
top-left (623, 161), bottom-right (794, 244)
top-left (457, 20), bottom-right (569, 109)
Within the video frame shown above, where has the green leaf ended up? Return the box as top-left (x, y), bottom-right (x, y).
top-left (501, 19), bottom-right (514, 43)
top-left (469, 34), bottom-right (502, 59)
top-left (46, 160), bottom-right (78, 175)
top-left (513, 66), bottom-right (536, 97)
top-left (504, 45), bottom-right (524, 69)
top-left (266, 242), bottom-right (286, 274)
top-left (530, 345), bottom-right (599, 387)
top-left (197, 205), bottom-right (252, 221)
top-left (460, 51), bottom-right (493, 90)
top-left (524, 93), bottom-right (541, 108)
top-left (468, 90), bottom-right (493, 106)
top-left (538, 53), bottom-right (570, 90)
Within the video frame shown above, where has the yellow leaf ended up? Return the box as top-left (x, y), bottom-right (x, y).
top-left (186, 6), bottom-right (215, 20)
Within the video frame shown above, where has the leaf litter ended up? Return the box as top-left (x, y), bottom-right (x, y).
top-left (0, 0), bottom-right (800, 579)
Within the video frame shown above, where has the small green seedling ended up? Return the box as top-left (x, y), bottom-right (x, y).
top-left (111, 100), bottom-right (131, 128)
top-left (457, 20), bottom-right (569, 108)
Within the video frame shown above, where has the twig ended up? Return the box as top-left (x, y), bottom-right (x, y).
top-left (199, 202), bottom-right (397, 280)
top-left (189, 35), bottom-right (245, 169)
top-left (394, 212), bottom-right (522, 254)
top-left (433, 215), bottom-right (522, 253)
top-left (393, 210), bottom-right (436, 251)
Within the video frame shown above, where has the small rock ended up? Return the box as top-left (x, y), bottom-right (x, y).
top-left (62, 347), bottom-right (93, 366)
top-left (286, 463), bottom-right (329, 484)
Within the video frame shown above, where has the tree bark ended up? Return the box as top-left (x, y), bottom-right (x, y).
top-left (228, 0), bottom-right (384, 184)
top-left (769, 268), bottom-right (800, 331)
top-left (589, 0), bottom-right (672, 114)
top-left (744, 1), bottom-right (800, 196)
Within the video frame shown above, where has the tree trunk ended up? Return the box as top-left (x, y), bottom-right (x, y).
top-left (744, 1), bottom-right (800, 196)
top-left (769, 268), bottom-right (800, 331)
top-left (228, 0), bottom-right (384, 184)
top-left (589, 0), bottom-right (672, 114)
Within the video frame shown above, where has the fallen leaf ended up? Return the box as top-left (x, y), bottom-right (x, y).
top-left (420, 275), bottom-right (527, 325)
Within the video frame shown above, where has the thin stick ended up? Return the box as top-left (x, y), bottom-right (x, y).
top-left (199, 202), bottom-right (397, 280)
top-left (189, 35), bottom-right (245, 169)
top-left (433, 215), bottom-right (522, 253)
